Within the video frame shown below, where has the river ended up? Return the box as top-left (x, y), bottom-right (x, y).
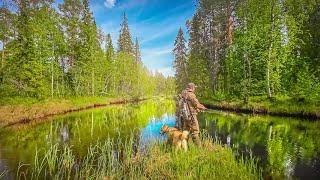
top-left (0, 99), bottom-right (319, 179)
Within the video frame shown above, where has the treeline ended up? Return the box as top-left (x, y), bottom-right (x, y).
top-left (0, 0), bottom-right (175, 99)
top-left (174, 0), bottom-right (320, 102)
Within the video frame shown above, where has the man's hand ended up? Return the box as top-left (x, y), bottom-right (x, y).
top-left (197, 105), bottom-right (207, 112)
top-left (198, 104), bottom-right (207, 110)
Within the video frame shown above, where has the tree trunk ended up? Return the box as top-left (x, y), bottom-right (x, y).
top-left (92, 70), bottom-right (95, 96)
top-left (267, 0), bottom-right (275, 98)
top-left (1, 41), bottom-right (5, 69)
top-left (51, 61), bottom-right (54, 98)
top-left (267, 43), bottom-right (272, 98)
top-left (226, 0), bottom-right (233, 47)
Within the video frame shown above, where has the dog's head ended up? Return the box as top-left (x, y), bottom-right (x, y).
top-left (160, 125), bottom-right (170, 135)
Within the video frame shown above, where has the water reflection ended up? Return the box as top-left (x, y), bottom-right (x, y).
top-left (0, 100), bottom-right (176, 178)
top-left (139, 113), bottom-right (175, 151)
top-left (0, 100), bottom-right (319, 179)
top-left (199, 111), bottom-right (320, 180)
top-left (0, 149), bottom-right (9, 179)
top-left (60, 124), bottom-right (70, 143)
top-left (226, 135), bottom-right (231, 147)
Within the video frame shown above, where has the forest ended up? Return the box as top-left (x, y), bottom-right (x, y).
top-left (173, 0), bottom-right (320, 106)
top-left (0, 0), bottom-right (175, 101)
top-left (1, 0), bottom-right (320, 179)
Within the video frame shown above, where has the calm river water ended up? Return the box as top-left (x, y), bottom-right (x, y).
top-left (0, 99), bottom-right (319, 179)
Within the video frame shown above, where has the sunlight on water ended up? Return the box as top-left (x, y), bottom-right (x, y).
top-left (139, 114), bottom-right (175, 149)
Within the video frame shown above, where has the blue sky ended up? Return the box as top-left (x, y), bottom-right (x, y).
top-left (90, 0), bottom-right (197, 76)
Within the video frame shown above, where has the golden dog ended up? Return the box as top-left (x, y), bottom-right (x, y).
top-left (160, 125), bottom-right (189, 152)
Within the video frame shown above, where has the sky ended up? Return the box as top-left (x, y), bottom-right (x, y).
top-left (89, 0), bottom-right (197, 77)
top-left (0, 0), bottom-right (197, 77)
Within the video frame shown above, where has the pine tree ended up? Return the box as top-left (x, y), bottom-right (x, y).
top-left (1, 0), bottom-right (64, 98)
top-left (104, 33), bottom-right (114, 94)
top-left (173, 28), bottom-right (188, 91)
top-left (187, 13), bottom-right (210, 97)
top-left (76, 0), bottom-right (103, 96)
top-left (10, 0), bottom-right (40, 97)
top-left (117, 12), bottom-right (134, 54)
top-left (105, 33), bottom-right (114, 62)
top-left (134, 37), bottom-right (142, 64)
top-left (0, 1), bottom-right (16, 86)
top-left (0, 1), bottom-right (15, 70)
top-left (59, 0), bottom-right (83, 68)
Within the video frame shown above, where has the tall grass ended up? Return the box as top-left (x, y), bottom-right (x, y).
top-left (16, 135), bottom-right (261, 180)
top-left (0, 170), bottom-right (8, 179)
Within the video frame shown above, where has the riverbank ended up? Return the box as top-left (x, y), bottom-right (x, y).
top-left (12, 138), bottom-right (261, 179)
top-left (200, 96), bottom-right (320, 120)
top-left (0, 96), bottom-right (149, 128)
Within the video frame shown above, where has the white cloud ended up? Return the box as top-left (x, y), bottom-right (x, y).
top-left (152, 67), bottom-right (175, 77)
top-left (104, 0), bottom-right (116, 8)
top-left (143, 46), bottom-right (172, 57)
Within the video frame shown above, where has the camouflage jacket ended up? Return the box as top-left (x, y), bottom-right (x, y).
top-left (180, 88), bottom-right (205, 114)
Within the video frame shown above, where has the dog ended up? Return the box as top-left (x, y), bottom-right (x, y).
top-left (160, 125), bottom-right (189, 152)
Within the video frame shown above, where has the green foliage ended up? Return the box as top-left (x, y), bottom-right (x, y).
top-left (173, 28), bottom-right (188, 92)
top-left (117, 12), bottom-right (134, 54)
top-left (0, 0), bottom-right (174, 101)
top-left (178, 0), bottom-right (320, 103)
top-left (200, 110), bottom-right (320, 179)
top-left (14, 138), bottom-right (260, 179)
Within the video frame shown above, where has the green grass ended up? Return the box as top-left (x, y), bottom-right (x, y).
top-left (0, 96), bottom-right (113, 127)
top-left (201, 95), bottom-right (320, 116)
top-left (0, 96), bottom-right (149, 127)
top-left (0, 96), bottom-right (115, 106)
top-left (14, 136), bottom-right (261, 180)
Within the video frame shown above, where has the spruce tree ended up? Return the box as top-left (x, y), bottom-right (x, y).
top-left (59, 0), bottom-right (83, 68)
top-left (77, 0), bottom-right (103, 96)
top-left (187, 13), bottom-right (210, 97)
top-left (104, 33), bottom-right (114, 93)
top-left (173, 28), bottom-right (188, 92)
top-left (4, 0), bottom-right (55, 98)
top-left (117, 12), bottom-right (134, 54)
top-left (134, 37), bottom-right (142, 64)
top-left (105, 33), bottom-right (114, 62)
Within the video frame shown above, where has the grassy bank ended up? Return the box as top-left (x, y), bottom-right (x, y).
top-left (200, 96), bottom-right (320, 119)
top-left (0, 96), bottom-right (148, 128)
top-left (13, 137), bottom-right (261, 179)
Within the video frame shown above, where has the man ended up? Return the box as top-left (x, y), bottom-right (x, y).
top-left (176, 83), bottom-right (207, 146)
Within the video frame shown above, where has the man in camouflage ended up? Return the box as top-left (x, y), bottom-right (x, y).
top-left (176, 83), bottom-right (207, 146)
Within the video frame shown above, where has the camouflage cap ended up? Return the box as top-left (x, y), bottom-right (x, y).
top-left (187, 83), bottom-right (198, 88)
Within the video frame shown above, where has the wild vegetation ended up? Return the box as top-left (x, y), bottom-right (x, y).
top-left (173, 0), bottom-right (320, 115)
top-left (0, 100), bottom-right (261, 179)
top-left (0, 0), bottom-right (175, 101)
top-left (13, 137), bottom-right (261, 179)
top-left (1, 0), bottom-right (319, 179)
top-left (199, 110), bottom-right (320, 179)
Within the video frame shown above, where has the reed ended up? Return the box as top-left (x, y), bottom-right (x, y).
top-left (0, 169), bottom-right (8, 179)
top-left (16, 135), bottom-right (261, 180)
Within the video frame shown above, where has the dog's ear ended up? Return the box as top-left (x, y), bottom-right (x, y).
top-left (160, 125), bottom-right (167, 135)
top-left (162, 125), bottom-right (168, 131)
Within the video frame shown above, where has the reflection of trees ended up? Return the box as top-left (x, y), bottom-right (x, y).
top-left (60, 124), bottom-right (70, 143)
top-left (0, 148), bottom-right (10, 179)
top-left (267, 126), bottom-right (294, 179)
top-left (200, 111), bottom-right (320, 179)
top-left (0, 100), bottom-right (175, 175)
